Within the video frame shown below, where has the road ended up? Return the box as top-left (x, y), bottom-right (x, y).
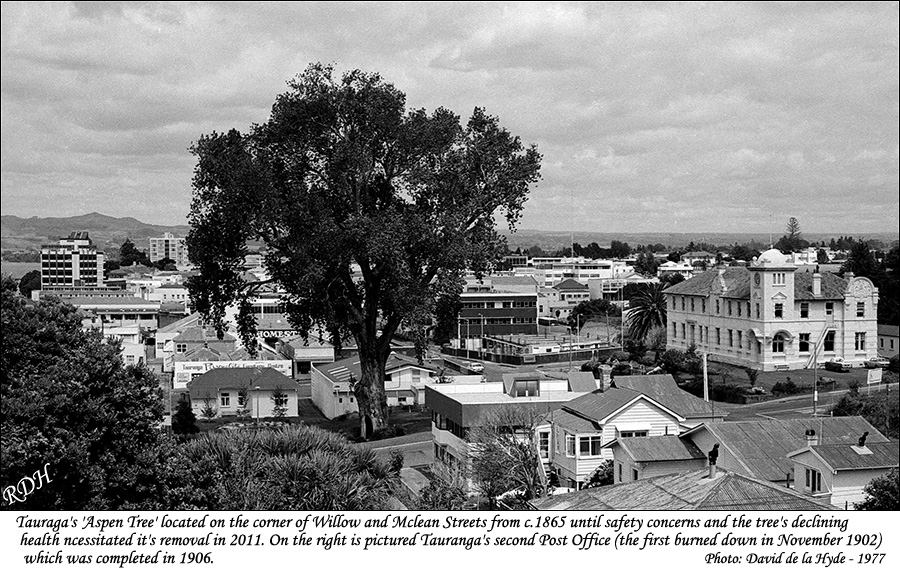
top-left (724, 382), bottom-right (895, 421)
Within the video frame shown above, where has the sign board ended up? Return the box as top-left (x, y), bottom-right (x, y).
top-left (174, 359), bottom-right (293, 389)
top-left (867, 368), bottom-right (883, 385)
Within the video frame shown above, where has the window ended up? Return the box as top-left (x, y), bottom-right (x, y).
top-left (737, 331), bottom-right (742, 349)
top-left (619, 430), bottom-right (649, 438)
top-left (701, 299), bottom-right (706, 313)
top-left (681, 323), bottom-right (685, 339)
top-left (737, 302), bottom-right (742, 317)
top-left (857, 302), bottom-right (865, 318)
top-left (805, 468), bottom-right (822, 494)
top-left (799, 333), bottom-right (810, 353)
top-left (774, 303), bottom-right (783, 318)
top-left (690, 298), bottom-right (695, 312)
top-left (579, 435), bottom-right (603, 457)
top-left (855, 332), bottom-right (866, 351)
top-left (681, 297), bottom-right (685, 311)
top-left (824, 331), bottom-right (835, 352)
top-left (772, 334), bottom-right (785, 353)
top-left (618, 462), bottom-right (623, 483)
top-left (716, 328), bottom-right (721, 345)
top-left (800, 303), bottom-right (809, 319)
top-left (238, 394), bottom-right (246, 407)
top-left (672, 321), bottom-right (677, 338)
top-left (632, 469), bottom-right (639, 482)
top-left (539, 432), bottom-right (549, 459)
top-left (728, 301), bottom-right (733, 316)
top-left (274, 393), bottom-right (288, 407)
top-left (716, 299), bottom-right (720, 314)
top-left (755, 303), bottom-right (760, 319)
top-left (774, 272), bottom-right (786, 285)
top-left (220, 392), bottom-right (230, 407)
top-left (699, 327), bottom-right (703, 343)
top-left (728, 329), bottom-right (733, 347)
top-left (565, 434), bottom-right (576, 457)
top-left (175, 343), bottom-right (187, 354)
top-left (825, 302), bottom-right (834, 316)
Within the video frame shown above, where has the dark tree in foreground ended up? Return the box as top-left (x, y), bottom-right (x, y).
top-left (1, 275), bottom-right (164, 509)
top-left (187, 64), bottom-right (541, 438)
top-left (626, 283), bottom-right (668, 342)
top-left (171, 396), bottom-right (199, 435)
top-left (16, 270), bottom-right (41, 298)
top-left (855, 468), bottom-right (899, 511)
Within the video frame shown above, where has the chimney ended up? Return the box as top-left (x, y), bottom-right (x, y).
top-left (812, 272), bottom-right (821, 296)
top-left (805, 428), bottom-right (818, 447)
top-left (858, 431), bottom-right (869, 448)
top-left (707, 443), bottom-right (720, 479)
top-left (846, 271), bottom-right (854, 279)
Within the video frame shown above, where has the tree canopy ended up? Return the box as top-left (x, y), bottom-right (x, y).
top-left (186, 64), bottom-right (541, 438)
top-left (625, 283), bottom-right (668, 342)
top-left (568, 298), bottom-right (621, 332)
top-left (1, 275), bottom-right (164, 509)
top-left (855, 468), bottom-right (899, 511)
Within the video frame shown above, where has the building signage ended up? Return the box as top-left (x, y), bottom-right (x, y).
top-left (867, 368), bottom-right (882, 385)
top-left (174, 359), bottom-right (292, 389)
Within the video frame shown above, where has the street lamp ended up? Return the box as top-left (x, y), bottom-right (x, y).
top-left (254, 385), bottom-right (261, 425)
top-left (478, 313), bottom-right (484, 359)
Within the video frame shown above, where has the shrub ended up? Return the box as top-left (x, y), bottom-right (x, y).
top-left (889, 355), bottom-right (899, 374)
top-left (772, 380), bottom-right (799, 397)
top-left (610, 350), bottom-right (631, 363)
top-left (712, 383), bottom-right (748, 404)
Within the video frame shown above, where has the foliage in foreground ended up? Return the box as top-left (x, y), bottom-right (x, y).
top-left (855, 468), bottom-right (899, 511)
top-left (148, 426), bottom-right (399, 511)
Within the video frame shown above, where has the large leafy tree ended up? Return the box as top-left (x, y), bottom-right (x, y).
top-left (568, 298), bottom-right (621, 332)
top-left (855, 468), bottom-right (899, 511)
top-left (626, 283), bottom-right (668, 342)
top-left (1, 276), bottom-right (164, 509)
top-left (187, 64), bottom-right (541, 438)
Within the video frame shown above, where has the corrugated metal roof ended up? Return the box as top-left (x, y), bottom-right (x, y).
top-left (563, 388), bottom-right (644, 422)
top-left (688, 417), bottom-right (888, 481)
top-left (567, 371), bottom-right (598, 392)
top-left (531, 469), bottom-right (835, 510)
top-left (550, 409), bottom-right (602, 433)
top-left (612, 375), bottom-right (723, 420)
top-left (615, 436), bottom-right (705, 462)
top-left (807, 442), bottom-right (900, 471)
top-left (553, 278), bottom-right (589, 291)
top-left (316, 353), bottom-right (435, 386)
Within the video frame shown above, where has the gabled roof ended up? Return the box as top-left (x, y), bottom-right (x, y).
top-left (553, 278), bottom-right (589, 291)
top-left (172, 326), bottom-right (236, 343)
top-left (878, 324), bottom-right (899, 337)
top-left (550, 408), bottom-right (602, 433)
top-left (563, 387), bottom-right (684, 425)
top-left (608, 435), bottom-right (705, 462)
top-left (173, 345), bottom-right (230, 362)
top-left (531, 469), bottom-right (835, 510)
top-left (681, 417), bottom-right (889, 481)
top-left (790, 442), bottom-right (900, 472)
top-left (611, 375), bottom-right (723, 420)
top-left (157, 312), bottom-right (202, 333)
top-left (188, 368), bottom-right (294, 398)
top-left (315, 352), bottom-right (435, 386)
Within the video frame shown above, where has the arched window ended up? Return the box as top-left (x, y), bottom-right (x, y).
top-left (772, 333), bottom-right (786, 353)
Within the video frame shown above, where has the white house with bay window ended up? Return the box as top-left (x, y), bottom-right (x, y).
top-left (664, 249), bottom-right (878, 371)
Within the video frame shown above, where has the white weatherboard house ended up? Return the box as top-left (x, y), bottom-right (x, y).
top-left (788, 432), bottom-right (899, 510)
top-left (664, 248), bottom-right (879, 371)
top-left (311, 353), bottom-right (437, 419)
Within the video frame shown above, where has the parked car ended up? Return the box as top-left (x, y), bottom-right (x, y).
top-left (466, 362), bottom-right (485, 373)
top-left (864, 356), bottom-right (891, 369)
top-left (824, 358), bottom-right (852, 372)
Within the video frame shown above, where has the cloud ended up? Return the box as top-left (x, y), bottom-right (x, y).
top-left (1, 1), bottom-right (897, 234)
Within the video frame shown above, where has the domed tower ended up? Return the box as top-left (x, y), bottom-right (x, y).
top-left (750, 248), bottom-right (797, 321)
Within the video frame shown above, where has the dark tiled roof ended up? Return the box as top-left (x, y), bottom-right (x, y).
top-left (806, 442), bottom-right (900, 471)
top-left (663, 267), bottom-right (848, 301)
top-left (685, 417), bottom-right (888, 481)
top-left (553, 278), bottom-right (589, 291)
top-left (173, 326), bottom-right (236, 343)
top-left (611, 375), bottom-right (723, 420)
top-left (613, 435), bottom-right (705, 462)
top-left (878, 324), bottom-right (899, 337)
top-left (188, 368), bottom-right (294, 398)
top-left (531, 469), bottom-right (835, 510)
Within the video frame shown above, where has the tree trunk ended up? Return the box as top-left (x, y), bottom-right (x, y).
top-left (353, 351), bottom-right (389, 440)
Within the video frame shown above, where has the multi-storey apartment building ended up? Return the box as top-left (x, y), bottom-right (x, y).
top-left (40, 231), bottom-right (105, 289)
top-left (664, 249), bottom-right (879, 371)
top-left (148, 232), bottom-right (189, 266)
top-left (455, 276), bottom-right (539, 351)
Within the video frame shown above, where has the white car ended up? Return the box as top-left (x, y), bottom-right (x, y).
top-left (467, 362), bottom-right (485, 373)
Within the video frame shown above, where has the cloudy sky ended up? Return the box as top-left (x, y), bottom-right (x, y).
top-left (2, 2), bottom-right (898, 233)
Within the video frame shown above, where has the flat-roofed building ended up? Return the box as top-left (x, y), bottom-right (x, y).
top-left (40, 232), bottom-right (105, 289)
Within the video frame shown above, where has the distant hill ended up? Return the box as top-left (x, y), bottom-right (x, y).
top-left (1, 212), bottom-right (190, 255)
top-left (503, 229), bottom-right (899, 252)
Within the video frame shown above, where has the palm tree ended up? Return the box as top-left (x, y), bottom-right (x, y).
top-left (626, 283), bottom-right (668, 343)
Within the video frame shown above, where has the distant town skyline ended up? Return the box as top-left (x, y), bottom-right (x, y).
top-left (2, 2), bottom-right (898, 233)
